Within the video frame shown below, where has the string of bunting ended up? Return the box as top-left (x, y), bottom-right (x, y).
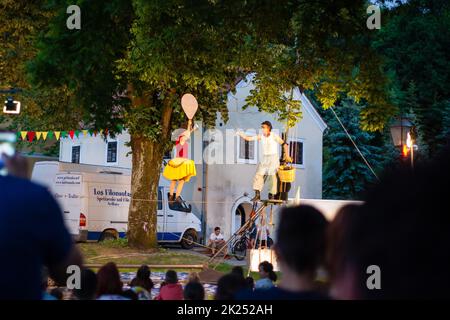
top-left (15, 125), bottom-right (124, 142)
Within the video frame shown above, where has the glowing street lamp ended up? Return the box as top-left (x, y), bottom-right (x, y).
top-left (1, 88), bottom-right (22, 115)
top-left (390, 116), bottom-right (416, 168)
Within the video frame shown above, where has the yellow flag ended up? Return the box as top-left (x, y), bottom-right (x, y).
top-left (20, 131), bottom-right (27, 140)
top-left (82, 130), bottom-right (88, 137)
top-left (54, 131), bottom-right (61, 141)
top-left (99, 129), bottom-right (104, 135)
top-left (42, 132), bottom-right (48, 141)
top-left (36, 132), bottom-right (42, 140)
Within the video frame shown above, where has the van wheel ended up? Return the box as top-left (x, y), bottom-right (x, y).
top-left (181, 230), bottom-right (197, 249)
top-left (99, 230), bottom-right (118, 242)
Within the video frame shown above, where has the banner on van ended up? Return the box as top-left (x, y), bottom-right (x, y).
top-left (53, 174), bottom-right (82, 235)
top-left (55, 174), bottom-right (82, 186)
top-left (90, 185), bottom-right (131, 207)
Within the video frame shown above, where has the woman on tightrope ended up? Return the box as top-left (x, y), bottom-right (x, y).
top-left (163, 120), bottom-right (197, 211)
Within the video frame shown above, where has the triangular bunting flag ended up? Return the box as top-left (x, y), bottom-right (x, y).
top-left (61, 131), bottom-right (68, 138)
top-left (27, 131), bottom-right (36, 142)
top-left (69, 130), bottom-right (75, 139)
top-left (82, 130), bottom-right (88, 137)
top-left (75, 130), bottom-right (81, 138)
top-left (117, 124), bottom-right (124, 132)
top-left (54, 131), bottom-right (60, 140)
top-left (42, 132), bottom-right (48, 141)
top-left (16, 132), bottom-right (21, 140)
top-left (88, 129), bottom-right (94, 137)
top-left (36, 132), bottom-right (42, 140)
top-left (104, 128), bottom-right (109, 136)
top-left (93, 130), bottom-right (98, 137)
top-left (20, 131), bottom-right (27, 140)
top-left (47, 131), bottom-right (54, 140)
top-left (99, 129), bottom-right (103, 136)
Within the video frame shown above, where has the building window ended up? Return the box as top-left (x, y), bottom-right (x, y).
top-left (71, 146), bottom-right (80, 164)
top-left (289, 140), bottom-right (304, 166)
top-left (163, 149), bottom-right (172, 160)
top-left (107, 141), bottom-right (118, 163)
top-left (240, 139), bottom-right (254, 160)
top-left (237, 133), bottom-right (257, 164)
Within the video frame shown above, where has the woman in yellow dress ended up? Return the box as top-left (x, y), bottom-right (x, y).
top-left (163, 120), bottom-right (197, 210)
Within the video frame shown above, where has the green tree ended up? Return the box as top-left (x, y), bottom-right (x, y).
top-left (0, 0), bottom-right (82, 156)
top-left (374, 0), bottom-right (450, 156)
top-left (245, 1), bottom-right (395, 131)
top-left (320, 99), bottom-right (385, 199)
top-left (25, 0), bottom-right (393, 248)
top-left (437, 101), bottom-right (450, 142)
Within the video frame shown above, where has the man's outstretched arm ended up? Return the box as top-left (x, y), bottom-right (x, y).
top-left (237, 131), bottom-right (259, 142)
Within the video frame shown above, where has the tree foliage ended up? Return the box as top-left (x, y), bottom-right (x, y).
top-left (374, 0), bottom-right (450, 155)
top-left (0, 0), bottom-right (83, 161)
top-left (244, 0), bottom-right (395, 131)
top-left (320, 99), bottom-right (385, 199)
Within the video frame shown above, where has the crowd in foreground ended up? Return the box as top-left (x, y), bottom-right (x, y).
top-left (1, 145), bottom-right (450, 300)
top-left (43, 263), bottom-right (278, 300)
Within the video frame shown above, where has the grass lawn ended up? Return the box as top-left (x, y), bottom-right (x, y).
top-left (77, 240), bottom-right (231, 274)
top-left (79, 244), bottom-right (205, 266)
top-left (77, 239), bottom-right (279, 281)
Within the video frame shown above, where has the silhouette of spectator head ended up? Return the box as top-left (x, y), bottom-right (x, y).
top-left (336, 146), bottom-right (450, 299)
top-left (73, 268), bottom-right (97, 300)
top-left (259, 261), bottom-right (277, 282)
top-left (215, 273), bottom-right (246, 300)
top-left (245, 277), bottom-right (254, 290)
top-left (188, 272), bottom-right (200, 283)
top-left (275, 205), bottom-right (328, 278)
top-left (231, 266), bottom-right (244, 278)
top-left (96, 262), bottom-right (123, 297)
top-left (325, 204), bottom-right (361, 286)
top-left (184, 282), bottom-right (205, 300)
top-left (130, 265), bottom-right (153, 291)
top-left (165, 270), bottom-right (178, 284)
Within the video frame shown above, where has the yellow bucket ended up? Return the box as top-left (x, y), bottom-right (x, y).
top-left (278, 164), bottom-right (295, 183)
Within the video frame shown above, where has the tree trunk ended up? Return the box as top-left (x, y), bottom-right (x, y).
top-left (126, 85), bottom-right (174, 248)
top-left (127, 134), bottom-right (165, 248)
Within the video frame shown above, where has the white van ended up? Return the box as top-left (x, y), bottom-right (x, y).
top-left (31, 161), bottom-right (202, 249)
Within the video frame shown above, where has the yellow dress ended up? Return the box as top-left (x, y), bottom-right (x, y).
top-left (163, 157), bottom-right (197, 182)
top-left (164, 133), bottom-right (197, 182)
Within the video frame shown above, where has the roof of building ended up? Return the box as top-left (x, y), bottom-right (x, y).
top-left (293, 87), bottom-right (328, 133)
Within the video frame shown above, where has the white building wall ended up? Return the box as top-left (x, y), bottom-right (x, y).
top-left (59, 132), bottom-right (132, 168)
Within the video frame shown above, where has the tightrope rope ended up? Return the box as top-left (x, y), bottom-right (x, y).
top-left (329, 106), bottom-right (379, 181)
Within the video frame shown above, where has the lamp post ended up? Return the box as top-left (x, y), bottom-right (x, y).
top-left (1, 88), bottom-right (22, 114)
top-left (389, 116), bottom-right (415, 168)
